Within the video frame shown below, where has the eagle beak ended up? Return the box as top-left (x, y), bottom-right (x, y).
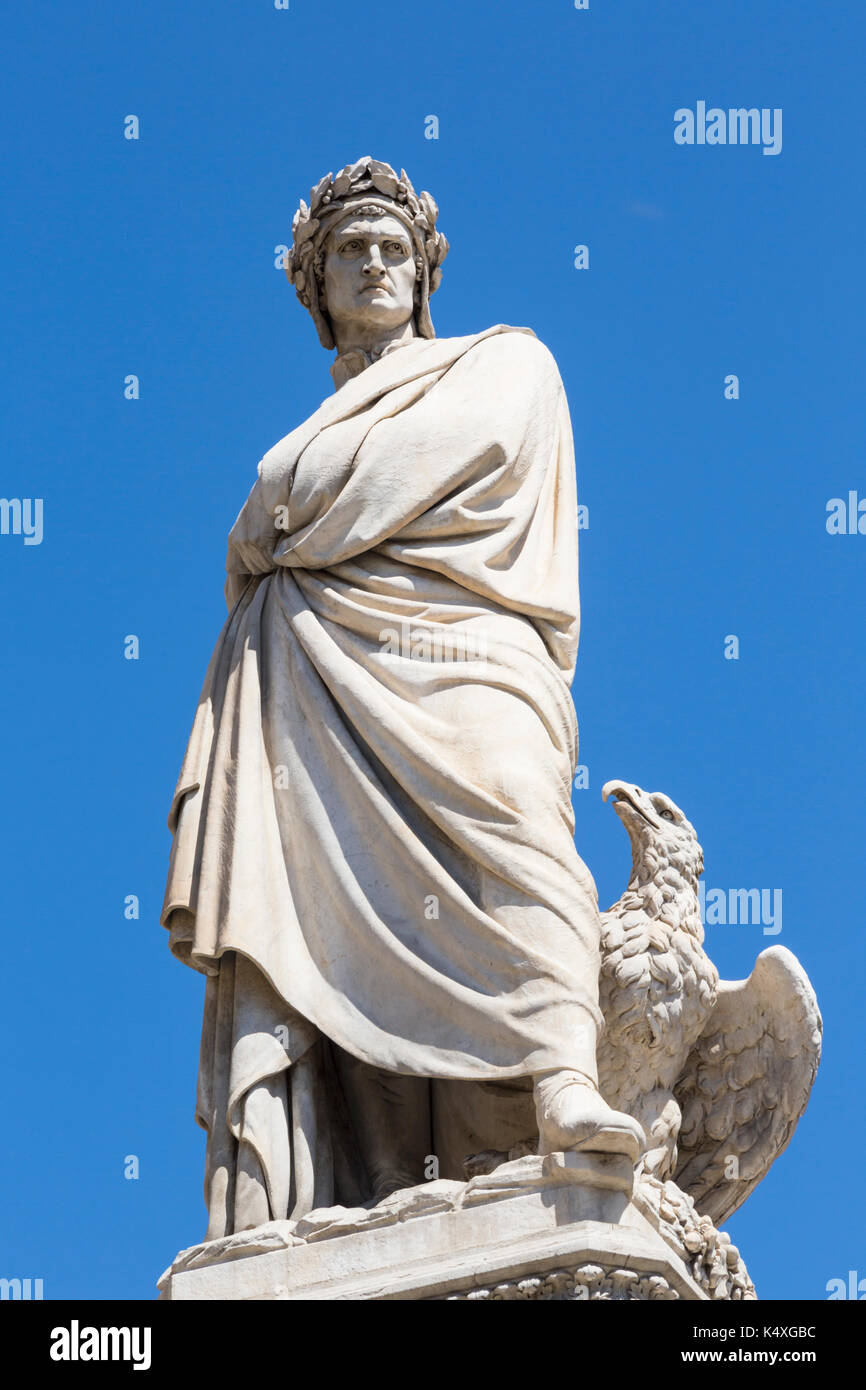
top-left (601, 780), bottom-right (662, 830)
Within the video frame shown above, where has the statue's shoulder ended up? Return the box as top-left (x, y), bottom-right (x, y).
top-left (448, 324), bottom-right (562, 386)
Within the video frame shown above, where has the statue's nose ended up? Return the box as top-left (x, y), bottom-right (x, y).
top-left (363, 247), bottom-right (385, 274)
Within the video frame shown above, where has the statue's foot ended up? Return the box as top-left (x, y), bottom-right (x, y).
top-left (534, 1070), bottom-right (645, 1164)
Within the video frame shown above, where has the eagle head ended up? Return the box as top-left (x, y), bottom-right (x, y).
top-left (601, 780), bottom-right (704, 895)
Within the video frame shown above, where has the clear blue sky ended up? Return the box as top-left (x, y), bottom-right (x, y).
top-left (1, 0), bottom-right (863, 1300)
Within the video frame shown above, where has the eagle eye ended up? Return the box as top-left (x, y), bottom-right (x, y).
top-left (659, 809), bottom-right (675, 821)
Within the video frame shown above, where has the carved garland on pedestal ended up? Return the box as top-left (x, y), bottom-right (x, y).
top-left (441, 1264), bottom-right (680, 1301)
top-left (639, 1174), bottom-right (757, 1300)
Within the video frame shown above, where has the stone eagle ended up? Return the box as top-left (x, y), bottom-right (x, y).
top-left (598, 781), bottom-right (822, 1226)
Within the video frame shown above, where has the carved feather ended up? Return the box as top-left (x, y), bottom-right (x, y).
top-left (673, 946), bottom-right (822, 1224)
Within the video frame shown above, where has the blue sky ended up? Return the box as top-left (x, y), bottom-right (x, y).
top-left (1, 0), bottom-right (863, 1299)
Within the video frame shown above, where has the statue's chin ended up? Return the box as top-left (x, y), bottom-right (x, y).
top-left (332, 304), bottom-right (414, 336)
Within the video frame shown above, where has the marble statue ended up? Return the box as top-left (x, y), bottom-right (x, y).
top-left (159, 159), bottom-right (820, 1299)
top-left (162, 155), bottom-right (642, 1239)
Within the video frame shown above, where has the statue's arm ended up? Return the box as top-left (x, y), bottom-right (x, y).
top-left (223, 470), bottom-right (280, 611)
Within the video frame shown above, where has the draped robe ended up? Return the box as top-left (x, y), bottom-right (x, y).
top-left (161, 324), bottom-right (604, 1237)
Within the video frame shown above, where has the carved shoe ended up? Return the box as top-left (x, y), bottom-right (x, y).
top-left (534, 1070), bottom-right (646, 1164)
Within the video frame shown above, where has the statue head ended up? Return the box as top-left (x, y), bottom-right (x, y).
top-left (601, 781), bottom-right (704, 893)
top-left (286, 157), bottom-right (449, 351)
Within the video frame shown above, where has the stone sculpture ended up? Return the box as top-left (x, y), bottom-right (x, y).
top-left (597, 781), bottom-right (821, 1224)
top-left (159, 158), bottom-right (820, 1300)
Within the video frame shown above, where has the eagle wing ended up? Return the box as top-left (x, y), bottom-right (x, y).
top-left (673, 946), bottom-right (822, 1225)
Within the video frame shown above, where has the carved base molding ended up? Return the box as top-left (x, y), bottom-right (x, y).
top-left (441, 1263), bottom-right (680, 1301)
top-left (158, 1151), bottom-right (754, 1301)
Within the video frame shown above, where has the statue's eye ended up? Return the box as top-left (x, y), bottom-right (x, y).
top-left (659, 809), bottom-right (675, 821)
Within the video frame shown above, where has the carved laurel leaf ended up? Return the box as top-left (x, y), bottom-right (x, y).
top-left (369, 165), bottom-right (399, 199)
top-left (310, 174), bottom-right (332, 208)
top-left (293, 215), bottom-right (320, 248)
top-left (327, 173), bottom-right (348, 201)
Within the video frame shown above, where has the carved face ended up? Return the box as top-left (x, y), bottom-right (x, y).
top-left (321, 213), bottom-right (417, 340)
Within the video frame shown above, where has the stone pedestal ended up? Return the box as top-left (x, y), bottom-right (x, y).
top-left (158, 1152), bottom-right (752, 1301)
